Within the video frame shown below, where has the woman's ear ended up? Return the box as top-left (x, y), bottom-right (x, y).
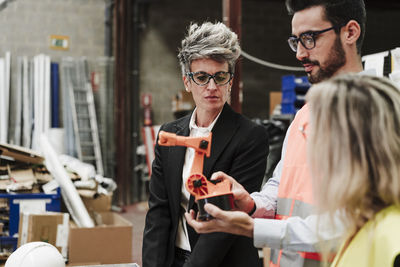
top-left (229, 77), bottom-right (234, 88)
top-left (183, 75), bottom-right (191, 92)
top-left (342, 20), bottom-right (361, 46)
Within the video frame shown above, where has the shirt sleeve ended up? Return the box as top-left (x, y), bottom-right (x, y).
top-left (253, 209), bottom-right (346, 252)
top-left (250, 121), bottom-right (291, 219)
top-left (250, 161), bottom-right (281, 219)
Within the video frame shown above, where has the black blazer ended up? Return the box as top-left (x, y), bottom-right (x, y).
top-left (142, 103), bottom-right (269, 267)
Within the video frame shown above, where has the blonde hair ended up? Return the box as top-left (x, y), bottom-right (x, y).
top-left (306, 74), bottom-right (400, 235)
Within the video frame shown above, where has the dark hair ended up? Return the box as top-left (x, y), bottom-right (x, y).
top-left (285, 0), bottom-right (366, 54)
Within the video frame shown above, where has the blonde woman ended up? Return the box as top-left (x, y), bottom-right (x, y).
top-left (306, 74), bottom-right (400, 267)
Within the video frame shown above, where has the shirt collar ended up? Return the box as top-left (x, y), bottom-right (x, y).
top-left (189, 107), bottom-right (222, 132)
top-left (360, 69), bottom-right (377, 76)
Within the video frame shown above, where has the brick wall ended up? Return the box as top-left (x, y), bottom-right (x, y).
top-left (363, 7), bottom-right (400, 55)
top-left (1, 0), bottom-right (399, 125)
top-left (141, 0), bottom-right (400, 124)
top-left (241, 0), bottom-right (299, 119)
top-left (0, 0), bottom-right (105, 60)
top-left (139, 0), bottom-right (222, 124)
top-left (140, 0), bottom-right (300, 124)
top-left (0, 0), bottom-right (106, 129)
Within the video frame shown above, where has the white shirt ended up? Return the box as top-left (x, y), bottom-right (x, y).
top-left (175, 108), bottom-right (221, 251)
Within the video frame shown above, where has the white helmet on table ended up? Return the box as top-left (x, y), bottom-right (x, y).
top-left (5, 242), bottom-right (65, 267)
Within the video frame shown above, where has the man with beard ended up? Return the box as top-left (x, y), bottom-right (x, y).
top-left (185, 1), bottom-right (368, 267)
top-left (289, 0), bottom-right (364, 84)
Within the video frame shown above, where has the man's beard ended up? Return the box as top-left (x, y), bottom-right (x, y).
top-left (303, 36), bottom-right (346, 84)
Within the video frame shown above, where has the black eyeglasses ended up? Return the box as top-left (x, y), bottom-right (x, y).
top-left (187, 71), bottom-right (233, 86)
top-left (288, 26), bottom-right (340, 52)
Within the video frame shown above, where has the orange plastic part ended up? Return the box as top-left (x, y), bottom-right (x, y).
top-left (157, 131), bottom-right (232, 201)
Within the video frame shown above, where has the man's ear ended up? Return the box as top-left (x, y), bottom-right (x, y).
top-left (183, 75), bottom-right (191, 92)
top-left (342, 20), bottom-right (361, 45)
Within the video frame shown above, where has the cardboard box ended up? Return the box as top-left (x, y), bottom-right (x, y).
top-left (172, 90), bottom-right (195, 112)
top-left (68, 212), bottom-right (133, 265)
top-left (18, 212), bottom-right (69, 257)
top-left (270, 91), bottom-right (282, 115)
top-left (0, 143), bottom-right (44, 164)
top-left (79, 191), bottom-right (112, 213)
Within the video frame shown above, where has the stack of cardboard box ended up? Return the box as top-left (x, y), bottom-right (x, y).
top-left (0, 143), bottom-right (133, 265)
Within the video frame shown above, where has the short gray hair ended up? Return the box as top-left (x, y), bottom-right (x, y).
top-left (177, 22), bottom-right (241, 76)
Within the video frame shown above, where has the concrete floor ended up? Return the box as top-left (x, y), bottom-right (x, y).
top-left (120, 201), bottom-right (148, 267)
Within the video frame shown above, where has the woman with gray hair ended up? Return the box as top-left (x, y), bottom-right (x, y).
top-left (142, 21), bottom-right (269, 267)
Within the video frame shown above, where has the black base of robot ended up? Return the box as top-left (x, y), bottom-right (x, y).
top-left (196, 194), bottom-right (234, 221)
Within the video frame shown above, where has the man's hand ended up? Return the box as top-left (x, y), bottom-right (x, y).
top-left (210, 171), bottom-right (255, 214)
top-left (185, 203), bottom-right (254, 238)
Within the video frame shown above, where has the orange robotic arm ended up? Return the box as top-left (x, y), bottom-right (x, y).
top-left (158, 131), bottom-right (210, 176)
top-left (157, 130), bottom-right (234, 220)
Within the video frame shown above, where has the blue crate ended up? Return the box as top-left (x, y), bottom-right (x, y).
top-left (282, 75), bottom-right (310, 91)
top-left (281, 75), bottom-right (310, 114)
top-left (0, 189), bottom-right (61, 238)
top-left (281, 103), bottom-right (296, 114)
top-left (281, 91), bottom-right (296, 104)
top-left (0, 236), bottom-right (18, 251)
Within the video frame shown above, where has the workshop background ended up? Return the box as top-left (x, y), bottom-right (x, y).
top-left (0, 0), bottom-right (399, 266)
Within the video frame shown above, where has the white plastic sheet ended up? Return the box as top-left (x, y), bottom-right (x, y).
top-left (40, 134), bottom-right (94, 228)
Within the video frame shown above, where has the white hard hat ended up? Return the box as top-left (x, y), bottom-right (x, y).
top-left (5, 242), bottom-right (65, 267)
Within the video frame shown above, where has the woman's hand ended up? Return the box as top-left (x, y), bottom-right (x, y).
top-left (185, 203), bottom-right (254, 238)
